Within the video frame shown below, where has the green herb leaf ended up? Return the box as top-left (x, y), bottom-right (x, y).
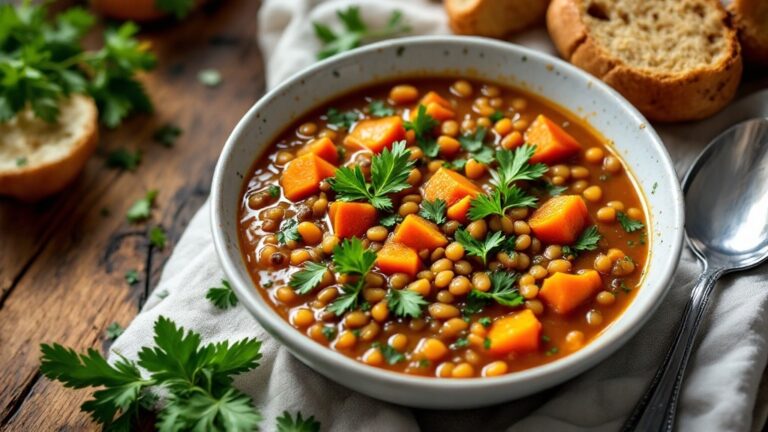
top-left (373, 342), bottom-right (406, 365)
top-left (276, 411), bottom-right (321, 432)
top-left (404, 104), bottom-right (439, 158)
top-left (154, 0), bottom-right (196, 19)
top-left (268, 185), bottom-right (281, 198)
top-left (125, 269), bottom-right (139, 285)
top-left (468, 184), bottom-right (537, 221)
top-left (617, 212), bottom-right (645, 233)
top-left (325, 108), bottom-right (359, 129)
top-left (332, 237), bottom-right (376, 276)
top-left (327, 283), bottom-right (363, 316)
top-left (148, 226), bottom-right (167, 249)
top-left (277, 219), bottom-right (301, 245)
top-left (206, 280), bottom-right (238, 309)
top-left (386, 288), bottom-right (427, 318)
top-left (313, 7), bottom-right (410, 59)
top-left (198, 68), bottom-right (221, 87)
top-left (469, 271), bottom-right (524, 307)
top-left (368, 99), bottom-right (394, 117)
top-left (321, 326), bottom-right (337, 341)
top-left (492, 145), bottom-right (547, 186)
top-left (106, 148), bottom-right (141, 171)
top-left (152, 123), bottom-right (181, 147)
top-left (454, 229), bottom-right (506, 265)
top-left (562, 226), bottom-right (601, 257)
top-left (15, 157), bottom-right (28, 167)
top-left (380, 213), bottom-right (403, 229)
top-left (489, 111), bottom-right (505, 122)
top-left (458, 127), bottom-right (496, 164)
top-left (419, 198), bottom-right (447, 225)
top-left (105, 322), bottom-right (124, 340)
top-left (443, 158), bottom-right (467, 171)
top-left (126, 189), bottom-right (158, 223)
top-left (453, 337), bottom-right (469, 349)
top-left (288, 262), bottom-right (328, 295)
top-left (478, 317), bottom-right (491, 327)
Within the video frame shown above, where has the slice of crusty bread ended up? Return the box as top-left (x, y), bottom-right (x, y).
top-left (729, 0), bottom-right (768, 67)
top-left (0, 94), bottom-right (98, 201)
top-left (445, 0), bottom-right (550, 38)
top-left (547, 0), bottom-right (742, 122)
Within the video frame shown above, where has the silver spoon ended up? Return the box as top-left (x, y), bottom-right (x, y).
top-left (623, 118), bottom-right (768, 431)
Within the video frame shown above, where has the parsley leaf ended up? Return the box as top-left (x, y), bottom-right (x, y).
top-left (313, 7), bottom-right (410, 59)
top-left (332, 237), bottom-right (376, 276)
top-left (325, 108), bottom-right (359, 129)
top-left (489, 111), bottom-right (505, 122)
top-left (15, 157), bottom-right (28, 167)
top-left (198, 68), bottom-right (221, 87)
top-left (386, 288), bottom-right (426, 318)
top-left (125, 269), bottom-right (139, 285)
top-left (148, 226), bottom-right (167, 249)
top-left (105, 322), bottom-right (124, 340)
top-left (468, 184), bottom-right (538, 220)
top-left (380, 213), bottom-right (403, 229)
top-left (126, 189), bottom-right (158, 223)
top-left (155, 0), bottom-right (196, 19)
top-left (329, 141), bottom-right (413, 211)
top-left (268, 185), bottom-right (281, 198)
top-left (321, 326), bottom-right (336, 341)
top-left (404, 104), bottom-right (439, 158)
top-left (288, 262), bottom-right (328, 295)
top-left (468, 271), bottom-right (524, 307)
top-left (617, 212), bottom-right (645, 233)
top-left (277, 218), bottom-right (301, 245)
top-left (372, 342), bottom-right (406, 365)
top-left (327, 283), bottom-right (363, 316)
top-left (106, 148), bottom-right (141, 171)
top-left (562, 226), bottom-right (601, 257)
top-left (458, 127), bottom-right (494, 163)
top-left (206, 279), bottom-right (238, 310)
top-left (454, 229), bottom-right (506, 265)
top-left (478, 317), bottom-right (491, 327)
top-left (493, 145), bottom-right (547, 186)
top-left (419, 198), bottom-right (447, 225)
top-left (276, 411), bottom-right (321, 432)
top-left (152, 123), bottom-right (182, 147)
top-left (40, 316), bottom-right (262, 431)
top-left (443, 158), bottom-right (467, 171)
top-left (368, 99), bottom-right (394, 117)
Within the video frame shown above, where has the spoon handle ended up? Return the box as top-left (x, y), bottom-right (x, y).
top-left (622, 266), bottom-right (723, 432)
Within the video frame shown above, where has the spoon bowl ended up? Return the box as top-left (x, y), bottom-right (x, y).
top-left (683, 118), bottom-right (768, 269)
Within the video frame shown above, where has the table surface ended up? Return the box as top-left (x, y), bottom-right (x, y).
top-left (0, 1), bottom-right (265, 429)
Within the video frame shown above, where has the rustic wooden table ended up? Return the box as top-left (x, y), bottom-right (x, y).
top-left (0, 1), bottom-right (265, 429)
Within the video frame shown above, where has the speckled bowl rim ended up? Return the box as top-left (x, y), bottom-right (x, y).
top-left (211, 36), bottom-right (684, 406)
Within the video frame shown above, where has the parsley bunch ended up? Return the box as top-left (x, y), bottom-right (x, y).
top-left (329, 141), bottom-right (414, 211)
top-left (327, 238), bottom-right (377, 315)
top-left (313, 7), bottom-right (410, 59)
top-left (0, 3), bottom-right (155, 127)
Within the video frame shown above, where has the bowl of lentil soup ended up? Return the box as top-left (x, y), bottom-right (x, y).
top-left (211, 36), bottom-right (683, 408)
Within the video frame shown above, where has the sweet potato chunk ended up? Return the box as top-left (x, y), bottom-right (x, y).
top-left (446, 195), bottom-right (472, 224)
top-left (329, 202), bottom-right (378, 239)
top-left (528, 195), bottom-right (589, 244)
top-left (343, 116), bottom-right (406, 154)
top-left (422, 167), bottom-right (482, 206)
top-left (525, 114), bottom-right (582, 164)
top-left (376, 241), bottom-right (420, 276)
top-left (299, 137), bottom-right (338, 163)
top-left (281, 153), bottom-right (337, 201)
top-left (487, 310), bottom-right (542, 356)
top-left (391, 214), bottom-right (448, 251)
top-left (539, 270), bottom-right (603, 314)
top-left (419, 91), bottom-right (452, 109)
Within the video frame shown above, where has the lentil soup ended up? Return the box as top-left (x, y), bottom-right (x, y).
top-left (237, 77), bottom-right (648, 378)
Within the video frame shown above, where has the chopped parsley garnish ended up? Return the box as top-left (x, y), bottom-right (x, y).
top-left (15, 157), bottom-right (28, 167)
top-left (458, 127), bottom-right (494, 164)
top-left (289, 262), bottom-right (328, 295)
top-left (125, 269), bottom-right (139, 285)
top-left (368, 99), bottom-right (395, 117)
top-left (329, 141), bottom-right (414, 211)
top-left (313, 7), bottom-right (410, 59)
top-left (327, 238), bottom-right (377, 315)
top-left (40, 316), bottom-right (263, 430)
top-left (454, 229), bottom-right (506, 265)
top-left (545, 347), bottom-right (560, 356)
top-left (380, 213), bottom-right (403, 228)
top-left (373, 342), bottom-right (406, 365)
top-left (453, 337), bottom-right (469, 349)
top-left (545, 183), bottom-right (567, 197)
top-left (419, 198), bottom-right (447, 225)
top-left (153, 123), bottom-right (182, 147)
top-left (404, 104), bottom-right (439, 157)
top-left (277, 218), bottom-right (301, 245)
top-left (321, 326), bottom-right (337, 341)
top-left (468, 184), bottom-right (538, 220)
top-left (155, 0), bottom-right (196, 19)
top-left (325, 108), bottom-right (359, 129)
top-left (562, 226), bottom-right (601, 257)
top-left (489, 111), bottom-right (505, 122)
top-left (126, 189), bottom-right (158, 223)
top-left (617, 212), bottom-right (645, 233)
top-left (206, 279), bottom-right (238, 309)
top-left (483, 337), bottom-right (491, 350)
top-left (276, 411), bottom-right (321, 432)
top-left (444, 158), bottom-right (467, 172)
top-left (105, 322), bottom-right (124, 340)
top-left (198, 68), bottom-right (222, 87)
top-left (148, 226), bottom-right (167, 249)
top-left (468, 271), bottom-right (524, 308)
top-left (386, 288), bottom-right (427, 318)
top-left (478, 317), bottom-right (491, 327)
top-left (268, 185), bottom-right (281, 198)
top-left (106, 148), bottom-right (141, 171)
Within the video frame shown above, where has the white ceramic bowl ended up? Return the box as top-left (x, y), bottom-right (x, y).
top-left (211, 36), bottom-right (684, 409)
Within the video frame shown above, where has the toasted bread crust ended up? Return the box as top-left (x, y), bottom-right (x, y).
top-left (445, 0), bottom-right (549, 38)
top-left (547, 0), bottom-right (742, 122)
top-left (730, 0), bottom-right (768, 67)
top-left (0, 95), bottom-right (98, 202)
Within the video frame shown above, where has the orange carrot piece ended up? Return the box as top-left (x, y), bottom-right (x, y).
top-left (425, 101), bottom-right (455, 121)
top-left (525, 114), bottom-right (582, 165)
top-left (539, 270), bottom-right (603, 314)
top-left (376, 241), bottom-right (420, 276)
top-left (280, 153), bottom-right (337, 201)
top-left (391, 214), bottom-right (448, 251)
top-left (419, 91), bottom-right (452, 109)
top-left (343, 116), bottom-right (406, 154)
top-left (328, 201), bottom-right (378, 239)
top-left (303, 137), bottom-right (339, 163)
top-left (447, 195), bottom-right (473, 224)
top-left (528, 195), bottom-right (590, 244)
top-left (422, 167), bottom-right (483, 206)
top-left (487, 309), bottom-right (542, 356)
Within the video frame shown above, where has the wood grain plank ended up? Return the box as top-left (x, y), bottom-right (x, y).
top-left (0, 1), bottom-right (265, 429)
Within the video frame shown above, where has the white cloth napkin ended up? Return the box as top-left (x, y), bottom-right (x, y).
top-left (112, 1), bottom-right (768, 430)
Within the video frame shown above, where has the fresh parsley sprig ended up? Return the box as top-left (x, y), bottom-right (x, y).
top-left (40, 316), bottom-right (263, 431)
top-left (325, 108), bottom-right (359, 129)
top-left (454, 229), bottom-right (506, 265)
top-left (404, 104), bottom-right (439, 158)
top-left (386, 288), bottom-right (426, 318)
top-left (459, 127), bottom-right (495, 164)
top-left (329, 141), bottom-right (414, 211)
top-left (368, 99), bottom-right (394, 117)
top-left (562, 226), bottom-right (602, 257)
top-left (276, 411), bottom-right (321, 432)
top-left (617, 212), bottom-right (645, 233)
top-left (313, 7), bottom-right (410, 59)
top-left (468, 184), bottom-right (538, 221)
top-left (206, 279), bottom-right (238, 309)
top-left (372, 342), bottom-right (406, 365)
top-left (492, 145), bottom-right (548, 186)
top-left (468, 271), bottom-right (524, 308)
top-left (289, 261), bottom-right (328, 295)
top-left (277, 219), bottom-right (301, 245)
top-left (327, 238), bottom-right (377, 315)
top-left (419, 198), bottom-right (447, 225)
